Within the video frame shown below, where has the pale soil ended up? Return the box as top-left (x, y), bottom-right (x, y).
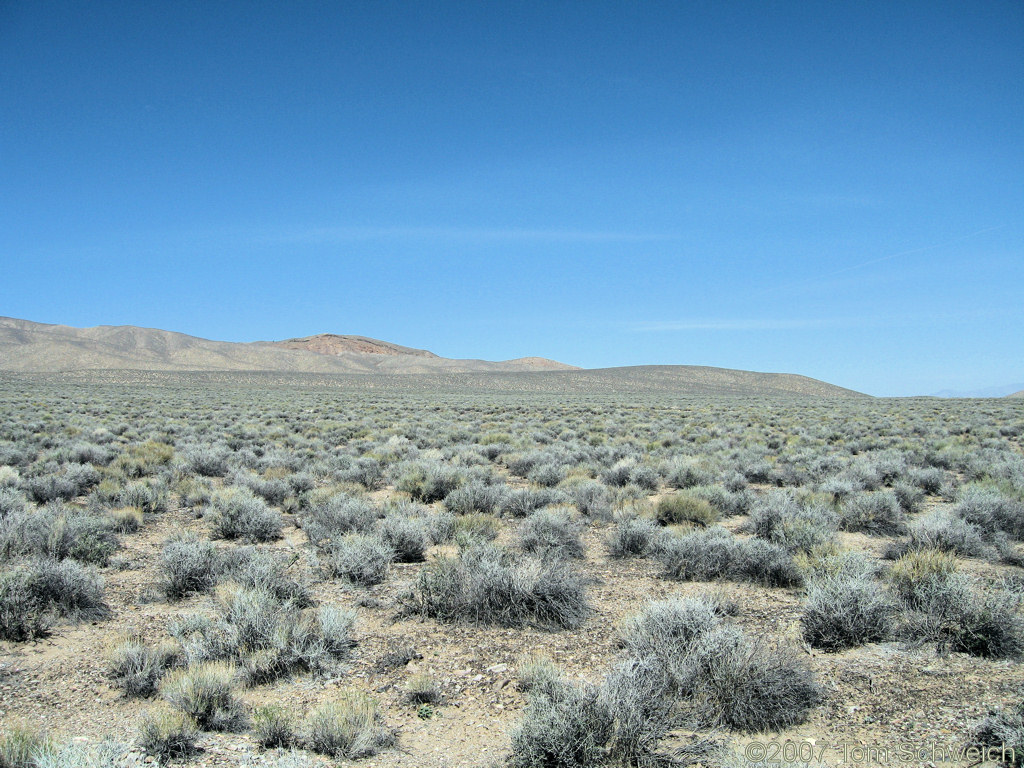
top-left (2, 497), bottom-right (1022, 767)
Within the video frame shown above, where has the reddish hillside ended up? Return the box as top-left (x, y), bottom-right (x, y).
top-left (272, 334), bottom-right (438, 358)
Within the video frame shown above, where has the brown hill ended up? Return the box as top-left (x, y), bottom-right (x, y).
top-left (0, 316), bottom-right (576, 375)
top-left (1007, 390), bottom-right (1024, 398)
top-left (0, 316), bottom-right (865, 397)
top-left (273, 334), bottom-right (438, 358)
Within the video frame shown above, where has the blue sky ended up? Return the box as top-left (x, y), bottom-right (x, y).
top-left (1, 1), bottom-right (1021, 396)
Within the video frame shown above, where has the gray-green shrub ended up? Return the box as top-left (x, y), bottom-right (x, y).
top-left (0, 558), bottom-right (107, 641)
top-left (568, 481), bottom-right (612, 520)
top-left (219, 547), bottom-right (311, 606)
top-left (159, 661), bottom-right (247, 731)
top-left (172, 587), bottom-right (356, 680)
top-left (158, 535), bottom-right (222, 600)
top-left (443, 480), bottom-right (507, 515)
top-left (955, 486), bottom-right (1024, 540)
top-left (618, 596), bottom-right (722, 660)
top-left (182, 445), bottom-right (230, 477)
top-left (378, 515), bottom-right (429, 562)
top-left (519, 508), bottom-right (585, 559)
top-left (253, 705), bottom-right (297, 749)
top-left (509, 677), bottom-right (611, 768)
top-left (606, 516), bottom-right (663, 559)
top-left (306, 693), bottom-right (395, 760)
top-left (137, 708), bottom-right (199, 763)
top-left (502, 487), bottom-right (565, 518)
top-left (415, 544), bottom-right (590, 629)
top-left (748, 492), bottom-right (838, 553)
top-left (300, 493), bottom-right (377, 547)
top-left (665, 460), bottom-right (714, 490)
top-left (840, 491), bottom-right (906, 535)
top-left (107, 636), bottom-right (181, 697)
top-left (971, 699), bottom-right (1024, 767)
top-left (884, 512), bottom-right (987, 559)
top-left (327, 533), bottom-right (393, 586)
top-left (619, 596), bottom-right (821, 732)
top-left (207, 488), bottom-right (282, 543)
top-left (801, 572), bottom-right (896, 650)
top-left (0, 487), bottom-right (27, 520)
top-left (655, 493), bottom-right (719, 527)
top-left (659, 527), bottom-right (803, 588)
top-left (1, 503), bottom-right (118, 565)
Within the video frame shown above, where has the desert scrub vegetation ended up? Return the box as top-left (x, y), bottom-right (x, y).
top-left (886, 548), bottom-right (962, 608)
top-left (159, 660), bottom-right (247, 731)
top-left (0, 501), bottom-right (119, 564)
top-left (404, 672), bottom-right (442, 704)
top-left (747, 490), bottom-right (838, 553)
top-left (452, 512), bottom-right (500, 545)
top-left (617, 596), bottom-right (821, 731)
top-left (443, 479), bottom-right (507, 515)
top-left (394, 460), bottom-right (465, 503)
top-left (606, 514), bottom-right (663, 558)
top-left (377, 511), bottom-right (430, 562)
top-left (971, 697), bottom-right (1024, 767)
top-left (887, 549), bottom-right (1024, 658)
top-left (501, 485), bottom-right (566, 518)
top-left (518, 507), bottom-right (585, 558)
top-left (0, 737), bottom-right (135, 768)
top-left (106, 634), bottom-right (182, 697)
top-left (299, 492), bottom-right (378, 545)
top-left (508, 655), bottom-right (721, 768)
top-left (324, 532), bottom-right (394, 586)
top-left (206, 487), bottom-right (282, 542)
top-left (306, 692), bottom-right (395, 759)
top-left (138, 706), bottom-right (199, 762)
top-left (219, 546), bottom-right (311, 605)
top-left (658, 527), bottom-right (803, 588)
top-left (0, 721), bottom-right (53, 768)
top-left (21, 462), bottom-right (100, 503)
top-left (0, 557), bottom-right (107, 640)
top-left (510, 595), bottom-right (820, 767)
top-left (801, 568), bottom-right (897, 650)
top-left (181, 443), bottom-right (231, 477)
top-left (655, 492), bottom-right (719, 527)
top-left (884, 510), bottom-right (989, 559)
top-left (954, 484), bottom-right (1024, 540)
top-left (158, 533), bottom-right (223, 600)
top-left (169, 584), bottom-right (356, 681)
top-left (414, 543), bottom-right (590, 629)
top-left (840, 490), bottom-right (906, 535)
top-left (0, 375), bottom-right (1023, 763)
top-left (106, 505), bottom-right (144, 533)
top-left (113, 479), bottom-right (168, 514)
top-left (664, 457), bottom-right (715, 489)
top-left (253, 704), bottom-right (298, 748)
top-left (111, 440), bottom-right (174, 478)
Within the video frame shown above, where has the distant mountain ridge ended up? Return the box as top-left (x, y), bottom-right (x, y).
top-left (0, 316), bottom-right (864, 397)
top-left (0, 316), bottom-right (577, 375)
top-left (930, 383), bottom-right (1024, 398)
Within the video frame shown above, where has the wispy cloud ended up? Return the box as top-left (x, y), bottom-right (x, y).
top-left (753, 224), bottom-right (1009, 300)
top-left (260, 225), bottom-right (677, 245)
top-left (630, 318), bottom-right (842, 332)
top-left (825, 224), bottom-right (1007, 278)
top-left (630, 306), bottom-right (1017, 334)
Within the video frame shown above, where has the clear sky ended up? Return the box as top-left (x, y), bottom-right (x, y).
top-left (2, 1), bottom-right (1021, 396)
